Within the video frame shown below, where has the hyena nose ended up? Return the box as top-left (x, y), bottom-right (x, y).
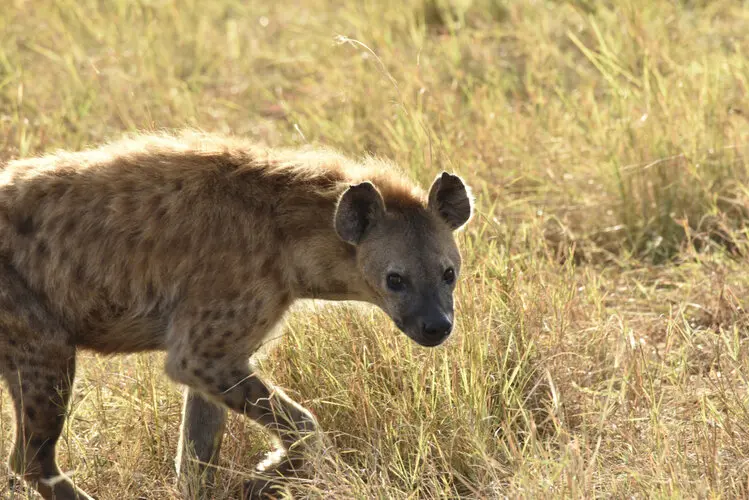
top-left (422, 315), bottom-right (453, 339)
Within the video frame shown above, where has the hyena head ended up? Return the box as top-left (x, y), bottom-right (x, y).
top-left (334, 172), bottom-right (473, 347)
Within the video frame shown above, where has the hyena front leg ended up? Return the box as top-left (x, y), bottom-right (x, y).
top-left (0, 261), bottom-right (93, 500)
top-left (175, 387), bottom-right (228, 498)
top-left (165, 309), bottom-right (320, 499)
top-left (170, 363), bottom-right (320, 499)
top-left (168, 359), bottom-right (318, 498)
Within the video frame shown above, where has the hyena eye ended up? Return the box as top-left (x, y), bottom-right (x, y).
top-left (386, 273), bottom-right (405, 291)
top-left (443, 267), bottom-right (456, 285)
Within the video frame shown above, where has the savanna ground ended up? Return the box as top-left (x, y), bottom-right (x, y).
top-left (1, 0), bottom-right (749, 498)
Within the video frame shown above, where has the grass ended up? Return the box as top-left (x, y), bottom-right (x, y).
top-left (1, 0), bottom-right (749, 498)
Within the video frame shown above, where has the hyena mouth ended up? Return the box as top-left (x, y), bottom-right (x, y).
top-left (394, 319), bottom-right (406, 332)
top-left (416, 334), bottom-right (451, 348)
top-left (393, 320), bottom-right (450, 347)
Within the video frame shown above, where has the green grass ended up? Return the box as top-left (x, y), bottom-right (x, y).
top-left (2, 0), bottom-right (749, 498)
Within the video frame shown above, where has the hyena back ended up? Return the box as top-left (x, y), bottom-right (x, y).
top-left (0, 130), bottom-right (472, 499)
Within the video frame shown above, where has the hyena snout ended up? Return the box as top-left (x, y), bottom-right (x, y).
top-left (421, 314), bottom-right (452, 339)
top-left (414, 310), bottom-right (453, 347)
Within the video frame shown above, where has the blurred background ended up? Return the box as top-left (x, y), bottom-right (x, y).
top-left (1, 1), bottom-right (748, 498)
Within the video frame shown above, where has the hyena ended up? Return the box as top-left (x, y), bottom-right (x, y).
top-left (0, 130), bottom-right (473, 499)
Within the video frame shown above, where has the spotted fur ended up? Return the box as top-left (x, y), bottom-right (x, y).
top-left (0, 130), bottom-right (472, 499)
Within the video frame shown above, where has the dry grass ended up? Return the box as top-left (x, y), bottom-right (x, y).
top-left (2, 0), bottom-right (749, 498)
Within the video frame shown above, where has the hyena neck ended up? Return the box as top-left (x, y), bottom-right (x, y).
top-left (285, 189), bottom-right (373, 304)
top-left (290, 243), bottom-right (370, 302)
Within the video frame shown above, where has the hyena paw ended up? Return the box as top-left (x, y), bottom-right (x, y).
top-left (242, 477), bottom-right (288, 499)
top-left (8, 475), bottom-right (25, 494)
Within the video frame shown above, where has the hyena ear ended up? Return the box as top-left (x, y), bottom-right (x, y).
top-left (428, 172), bottom-right (473, 230)
top-left (334, 181), bottom-right (386, 244)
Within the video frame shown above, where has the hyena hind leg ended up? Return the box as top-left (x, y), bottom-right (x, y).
top-left (0, 262), bottom-right (93, 500)
top-left (176, 387), bottom-right (228, 499)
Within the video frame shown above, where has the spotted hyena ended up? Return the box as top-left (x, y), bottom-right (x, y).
top-left (0, 130), bottom-right (473, 499)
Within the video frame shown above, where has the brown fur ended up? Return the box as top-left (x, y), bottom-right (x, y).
top-left (0, 130), bottom-right (472, 499)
